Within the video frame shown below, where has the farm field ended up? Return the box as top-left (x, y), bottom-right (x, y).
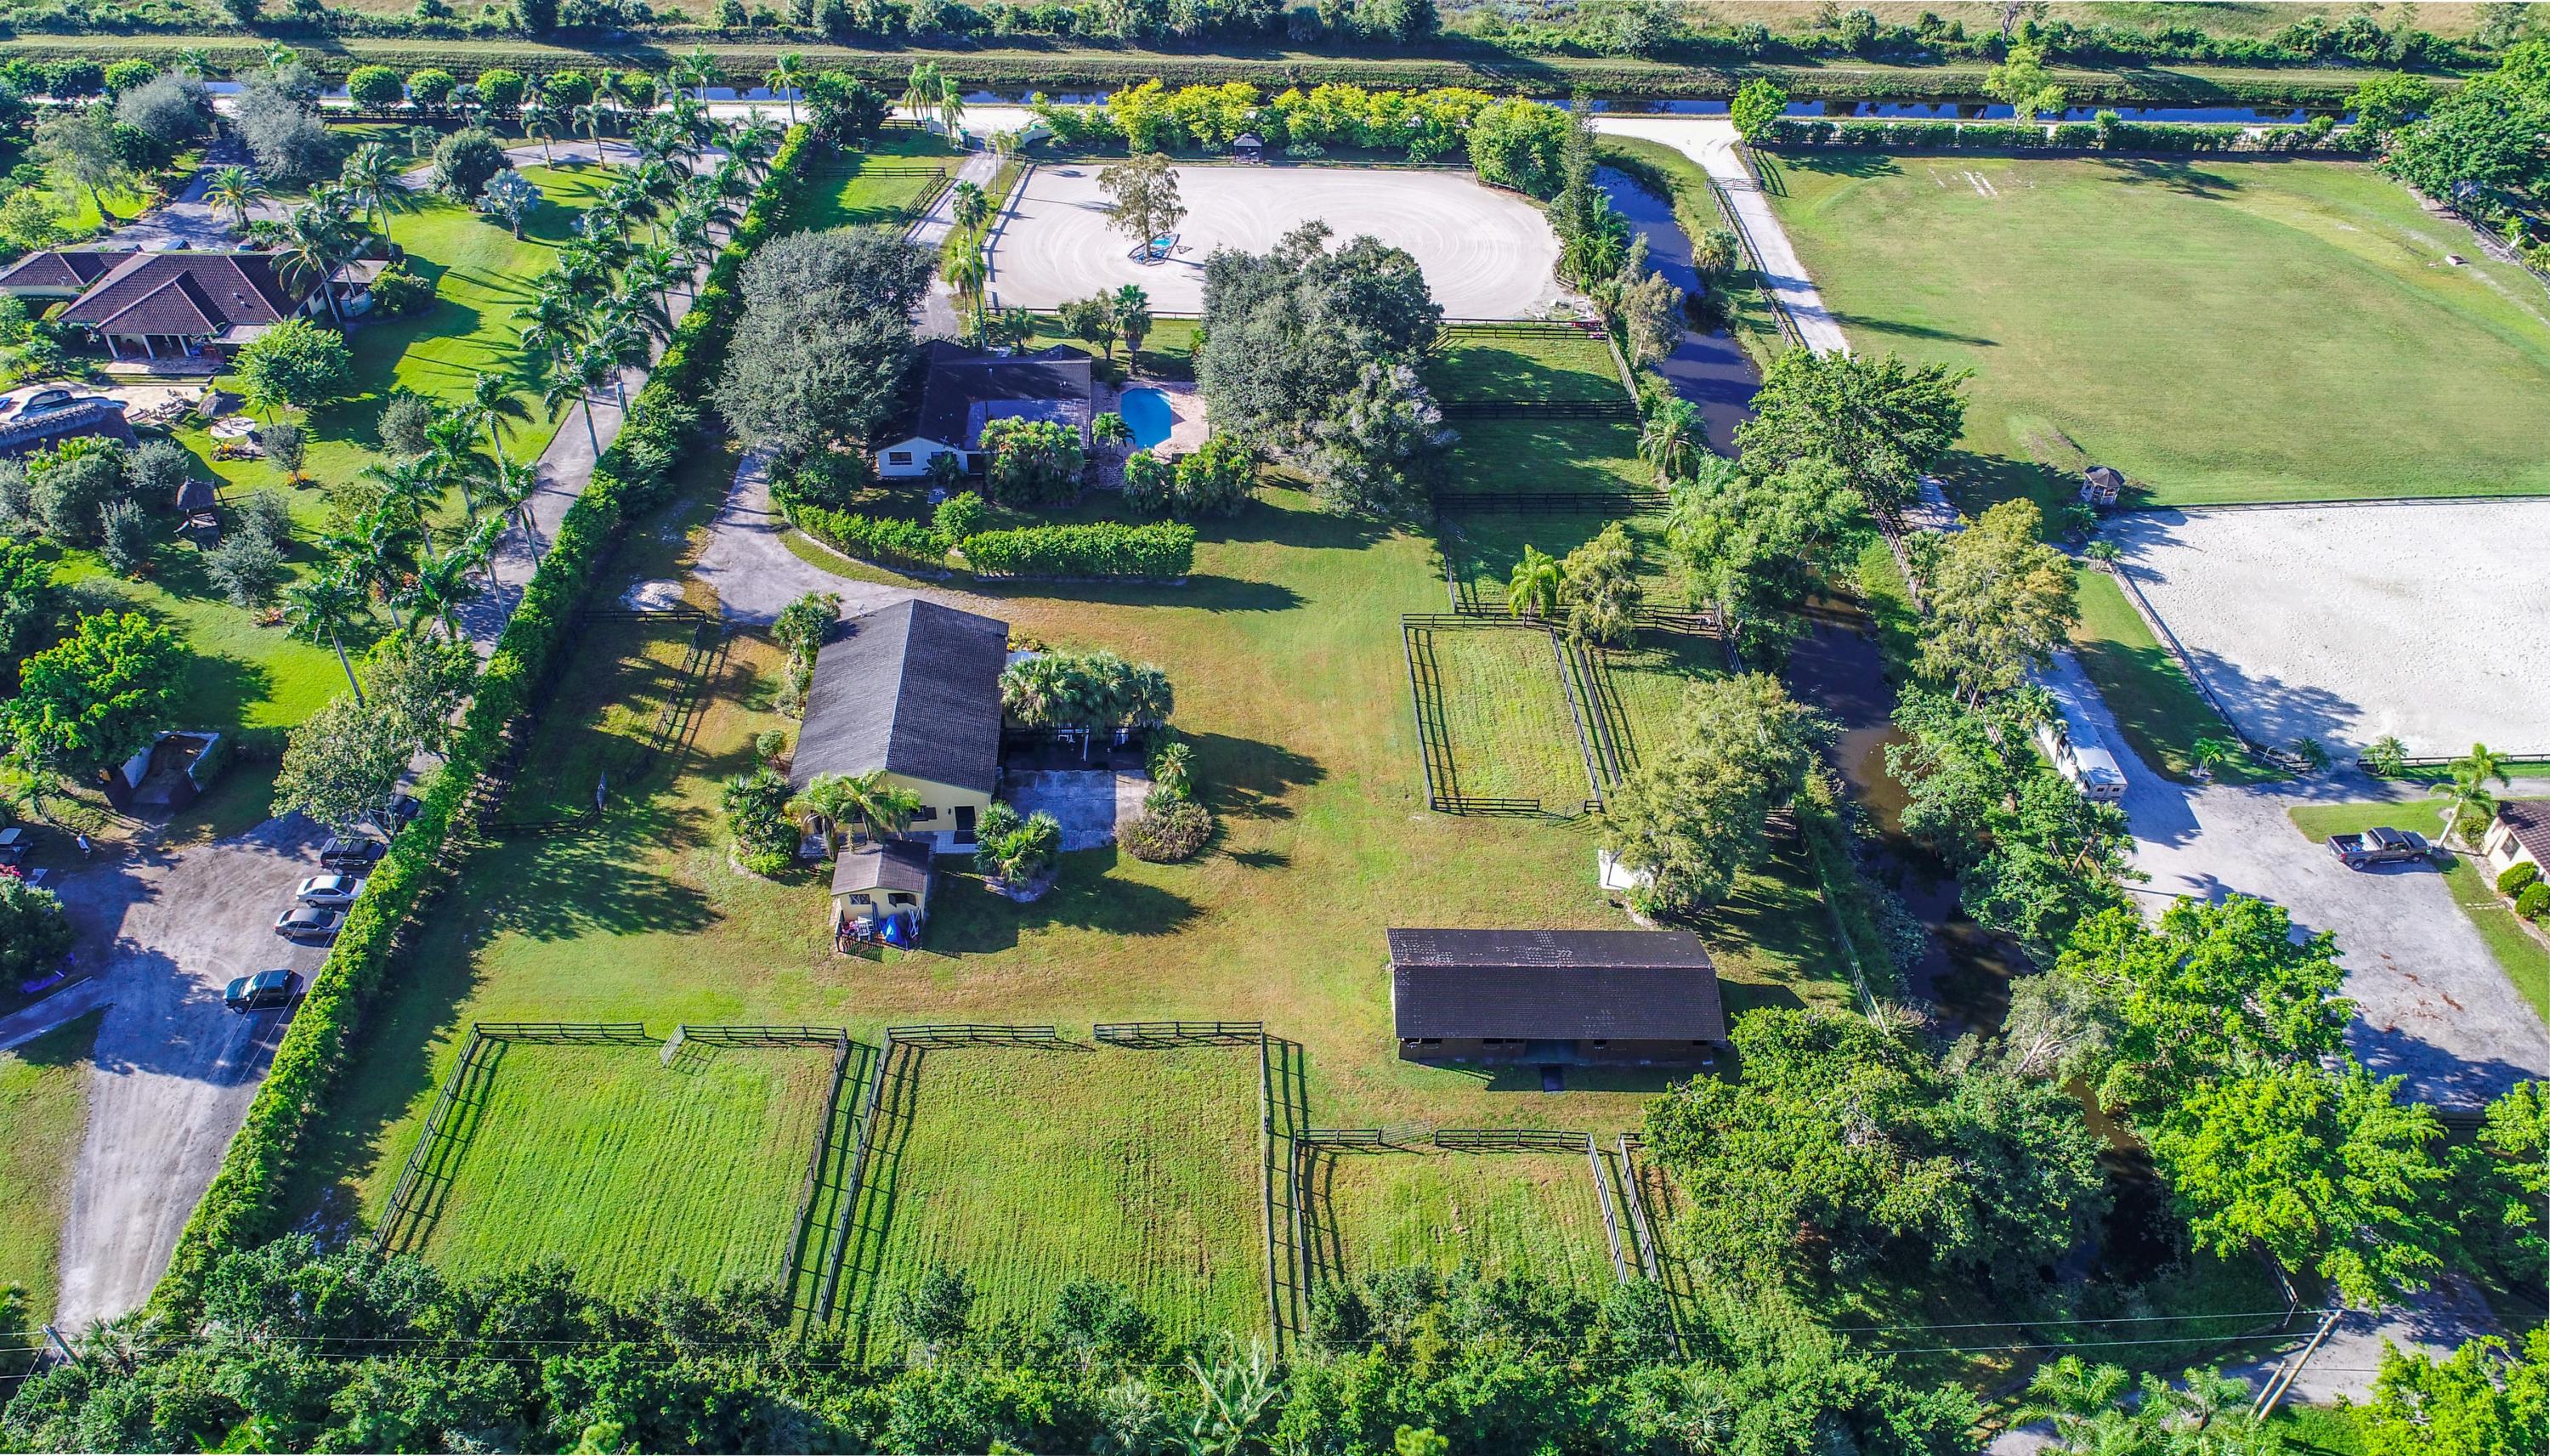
top-left (0, 1011), bottom-right (100, 1331)
top-left (382, 1036), bottom-right (838, 1296)
top-left (1304, 1146), bottom-right (1618, 1290)
top-left (836, 1043), bottom-right (1266, 1340)
top-left (1760, 152), bottom-right (2550, 507)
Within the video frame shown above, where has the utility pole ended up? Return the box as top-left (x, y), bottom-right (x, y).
top-left (2252, 1304), bottom-right (2345, 1419)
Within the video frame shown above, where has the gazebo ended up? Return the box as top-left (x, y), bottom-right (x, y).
top-left (1232, 133), bottom-right (1265, 163)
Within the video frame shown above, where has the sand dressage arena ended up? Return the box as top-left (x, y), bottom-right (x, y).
top-left (2111, 500), bottom-right (2550, 757)
top-left (989, 163), bottom-right (1567, 318)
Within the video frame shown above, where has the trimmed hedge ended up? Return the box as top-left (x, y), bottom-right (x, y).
top-left (1761, 116), bottom-right (2354, 156)
top-left (958, 521), bottom-right (1195, 580)
top-left (144, 123), bottom-right (823, 1323)
top-left (789, 502), bottom-right (950, 570)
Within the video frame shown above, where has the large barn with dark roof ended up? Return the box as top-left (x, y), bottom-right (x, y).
top-left (1386, 928), bottom-right (1726, 1065)
top-left (790, 598), bottom-right (1011, 857)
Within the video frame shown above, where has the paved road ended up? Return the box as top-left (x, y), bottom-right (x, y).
top-left (1588, 116), bottom-right (1851, 355)
top-left (915, 145), bottom-right (1002, 338)
top-left (692, 450), bottom-right (1005, 626)
top-left (45, 817), bottom-right (330, 1331)
top-left (2046, 649), bottom-right (2550, 1108)
top-left (111, 137), bottom-right (287, 249)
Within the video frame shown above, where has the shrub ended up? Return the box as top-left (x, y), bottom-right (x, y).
top-left (432, 127), bottom-right (511, 201)
top-left (957, 521), bottom-right (1194, 579)
top-left (789, 503), bottom-right (949, 569)
top-left (475, 68), bottom-right (527, 114)
top-left (29, 445), bottom-right (124, 544)
top-left (258, 421), bottom-right (308, 480)
top-left (978, 416), bottom-right (1086, 507)
top-left (377, 392), bottom-right (436, 456)
top-left (974, 801), bottom-right (1062, 885)
top-left (367, 265), bottom-right (435, 318)
top-left (1169, 433), bottom-right (1257, 518)
top-left (1121, 794), bottom-right (1211, 862)
top-left (722, 764), bottom-right (798, 875)
top-left (207, 531), bottom-right (287, 608)
top-left (406, 68), bottom-right (456, 110)
top-left (98, 499), bottom-right (153, 575)
top-left (115, 72), bottom-right (210, 148)
top-left (344, 65), bottom-right (405, 112)
top-left (234, 320), bottom-right (350, 410)
top-left (2519, 883), bottom-right (2550, 921)
top-left (0, 875), bottom-right (73, 982)
top-left (2499, 861), bottom-right (2541, 897)
top-left (1121, 450), bottom-right (1175, 516)
top-left (769, 450), bottom-right (874, 512)
top-left (932, 490), bottom-right (989, 541)
top-left (128, 439), bottom-right (193, 499)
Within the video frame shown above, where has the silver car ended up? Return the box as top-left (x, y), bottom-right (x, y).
top-left (295, 873), bottom-right (366, 906)
top-left (275, 905), bottom-right (345, 942)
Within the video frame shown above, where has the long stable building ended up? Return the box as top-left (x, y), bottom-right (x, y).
top-left (1386, 928), bottom-right (1726, 1066)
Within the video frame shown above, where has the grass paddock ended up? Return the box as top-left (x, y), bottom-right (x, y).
top-left (1304, 1145), bottom-right (1618, 1291)
top-left (0, 1011), bottom-right (100, 1330)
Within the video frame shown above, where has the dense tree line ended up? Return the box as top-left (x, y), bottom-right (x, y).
top-left (3, 1237), bottom-right (1986, 1454)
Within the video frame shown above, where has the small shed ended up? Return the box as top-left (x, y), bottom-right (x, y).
top-left (1232, 133), bottom-right (1265, 163)
top-left (1387, 927), bottom-right (1726, 1065)
top-left (832, 838), bottom-right (934, 944)
top-left (2081, 464), bottom-right (2126, 510)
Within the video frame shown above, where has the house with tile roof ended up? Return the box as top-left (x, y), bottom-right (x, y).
top-left (0, 249), bottom-right (373, 362)
top-left (2482, 800), bottom-right (2550, 883)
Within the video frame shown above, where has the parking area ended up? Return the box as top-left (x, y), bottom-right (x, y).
top-left (989, 163), bottom-right (1568, 318)
top-left (2111, 500), bottom-right (2550, 758)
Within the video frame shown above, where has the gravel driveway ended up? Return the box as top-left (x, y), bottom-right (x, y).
top-left (43, 814), bottom-right (332, 1330)
top-left (2047, 651), bottom-right (2550, 1108)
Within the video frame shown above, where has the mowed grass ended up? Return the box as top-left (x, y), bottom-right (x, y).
top-left (393, 1039), bottom-right (836, 1296)
top-left (799, 129), bottom-right (961, 232)
top-left (0, 1011), bottom-right (99, 1330)
top-left (1419, 626), bottom-right (1597, 807)
top-left (1306, 1147), bottom-right (1616, 1289)
top-left (1447, 418), bottom-right (1652, 496)
top-left (2287, 797), bottom-right (2550, 1029)
top-left (2070, 566), bottom-right (2283, 786)
top-left (505, 613), bottom-right (723, 820)
top-left (1425, 326), bottom-right (1629, 404)
top-left (842, 1044), bottom-right (1266, 1339)
top-left (1761, 153), bottom-right (2550, 506)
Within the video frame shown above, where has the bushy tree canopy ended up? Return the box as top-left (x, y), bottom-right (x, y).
top-left (1734, 350), bottom-right (1969, 512)
top-left (235, 318), bottom-right (353, 410)
top-left (4, 609), bottom-right (187, 772)
top-left (1601, 672), bottom-right (1822, 914)
top-left (715, 229), bottom-right (933, 460)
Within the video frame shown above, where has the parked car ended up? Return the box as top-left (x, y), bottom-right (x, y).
top-left (275, 905), bottom-right (345, 941)
top-left (2329, 826), bottom-right (2432, 870)
top-left (294, 873), bottom-right (366, 906)
top-left (318, 836), bottom-right (385, 870)
top-left (383, 795), bottom-right (422, 830)
top-left (224, 968), bottom-right (300, 1011)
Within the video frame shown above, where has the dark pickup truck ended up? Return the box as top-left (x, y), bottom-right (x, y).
top-left (2329, 826), bottom-right (2432, 870)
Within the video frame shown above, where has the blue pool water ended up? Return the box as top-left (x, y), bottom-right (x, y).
top-left (1119, 388), bottom-right (1174, 450)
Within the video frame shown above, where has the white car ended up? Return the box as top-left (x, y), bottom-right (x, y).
top-left (295, 873), bottom-right (366, 907)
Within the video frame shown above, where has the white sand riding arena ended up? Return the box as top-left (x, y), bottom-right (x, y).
top-left (987, 163), bottom-right (1568, 318)
top-left (2111, 499), bottom-right (2550, 757)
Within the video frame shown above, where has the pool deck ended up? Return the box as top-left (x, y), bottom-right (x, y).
top-left (1106, 378), bottom-right (1210, 456)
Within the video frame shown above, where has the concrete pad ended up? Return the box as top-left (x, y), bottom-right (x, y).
top-left (1001, 769), bottom-right (1154, 852)
top-left (2111, 499), bottom-right (2550, 758)
top-left (989, 163), bottom-right (1567, 319)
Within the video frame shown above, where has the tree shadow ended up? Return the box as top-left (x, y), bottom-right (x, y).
top-left (926, 848), bottom-right (1198, 955)
top-left (2085, 156), bottom-right (2247, 201)
top-left (475, 823), bottom-right (717, 943)
top-left (1187, 731), bottom-right (1325, 822)
top-left (1823, 311), bottom-right (1997, 348)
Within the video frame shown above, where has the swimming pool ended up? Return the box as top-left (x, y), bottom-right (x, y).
top-left (1118, 388), bottom-right (1174, 450)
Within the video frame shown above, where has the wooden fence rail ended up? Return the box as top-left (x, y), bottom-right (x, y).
top-left (882, 1023), bottom-right (1065, 1046)
top-left (1095, 1020), bottom-right (1265, 1046)
top-left (473, 1020), bottom-right (652, 1042)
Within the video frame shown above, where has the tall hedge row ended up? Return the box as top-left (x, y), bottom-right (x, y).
top-left (1761, 116), bottom-right (2354, 155)
top-left (143, 125), bottom-right (821, 1323)
top-left (789, 503), bottom-right (952, 569)
top-left (958, 522), bottom-right (1196, 579)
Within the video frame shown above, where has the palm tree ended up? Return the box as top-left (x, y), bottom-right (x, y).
top-left (1507, 545), bottom-right (1562, 620)
top-left (2443, 745), bottom-right (2509, 847)
top-left (1111, 284), bottom-right (1153, 365)
top-left (902, 61), bottom-right (942, 126)
top-left (944, 241), bottom-right (988, 313)
top-left (728, 117), bottom-right (781, 176)
top-left (2190, 736), bottom-right (2239, 780)
top-left (543, 348), bottom-right (614, 456)
top-left (766, 52), bottom-right (805, 125)
top-left (522, 100), bottom-right (560, 166)
top-left (263, 41), bottom-right (298, 75)
top-left (273, 205), bottom-right (356, 326)
top-left (789, 770), bottom-right (924, 848)
top-left (937, 74), bottom-right (967, 139)
top-left (399, 547), bottom-right (483, 641)
top-left (337, 143), bottom-right (403, 246)
top-left (1638, 397), bottom-right (1702, 482)
top-left (205, 165), bottom-right (267, 235)
top-left (361, 456), bottom-right (446, 554)
top-left (483, 455), bottom-right (542, 561)
top-left (2365, 734), bottom-right (2409, 778)
top-left (285, 572), bottom-right (371, 701)
top-left (463, 374), bottom-right (529, 462)
top-left (573, 101), bottom-right (611, 161)
top-left (2457, 742), bottom-right (2510, 790)
top-left (951, 180), bottom-right (990, 234)
top-left (677, 46), bottom-right (719, 101)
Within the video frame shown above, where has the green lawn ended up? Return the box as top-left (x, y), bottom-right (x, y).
top-left (2070, 565), bottom-right (2283, 786)
top-left (1418, 625), bottom-right (1598, 808)
top-left (0, 1010), bottom-right (100, 1331)
top-left (1424, 327), bottom-right (1629, 405)
top-left (1446, 418), bottom-right (1652, 496)
top-left (799, 131), bottom-right (961, 233)
top-left (1306, 1147), bottom-right (1618, 1290)
top-left (841, 1044), bottom-right (1266, 1340)
top-left (504, 612), bottom-right (727, 821)
top-left (1760, 152), bottom-right (2550, 507)
top-left (2286, 797), bottom-right (2550, 1029)
top-left (388, 1037), bottom-right (836, 1297)
top-left (1019, 315), bottom-right (1204, 384)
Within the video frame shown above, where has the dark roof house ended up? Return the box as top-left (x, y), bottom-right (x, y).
top-left (1387, 928), bottom-right (1726, 1063)
top-left (790, 599), bottom-right (1012, 796)
top-left (2485, 799), bottom-right (2550, 874)
top-left (0, 248), bottom-right (121, 298)
top-left (832, 837), bottom-right (934, 898)
top-left (2, 251), bottom-right (343, 360)
top-left (912, 342), bottom-right (1096, 450)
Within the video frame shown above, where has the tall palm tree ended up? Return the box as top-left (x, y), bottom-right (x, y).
top-left (205, 165), bottom-right (267, 236)
top-left (360, 458), bottom-right (445, 559)
top-left (937, 73), bottom-right (966, 138)
top-left (1506, 545), bottom-right (1563, 620)
top-left (766, 52), bottom-right (805, 125)
top-left (789, 770), bottom-right (924, 848)
top-left (951, 180), bottom-right (990, 234)
top-left (273, 204), bottom-right (356, 325)
top-left (286, 572), bottom-right (371, 701)
top-left (541, 348), bottom-right (613, 457)
top-left (573, 101), bottom-right (610, 161)
top-left (2456, 742), bottom-right (2509, 790)
top-left (902, 61), bottom-right (942, 125)
top-left (1638, 397), bottom-right (1702, 482)
top-left (482, 455), bottom-right (542, 561)
top-left (944, 241), bottom-right (988, 312)
top-left (463, 374), bottom-right (529, 462)
top-left (522, 100), bottom-right (560, 166)
top-left (337, 143), bottom-right (403, 246)
top-left (677, 46), bottom-right (719, 101)
top-left (399, 547), bottom-right (483, 641)
top-left (594, 69), bottom-right (634, 139)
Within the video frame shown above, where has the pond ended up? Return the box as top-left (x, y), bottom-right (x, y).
top-left (1118, 387), bottom-right (1174, 450)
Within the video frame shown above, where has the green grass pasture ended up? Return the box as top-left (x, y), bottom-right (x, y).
top-left (1305, 1146), bottom-right (1618, 1289)
top-left (2069, 566), bottom-right (2282, 785)
top-left (1445, 418), bottom-right (1652, 496)
top-left (1425, 326), bottom-right (1627, 405)
top-left (839, 1042), bottom-right (1267, 1340)
top-left (502, 612), bottom-right (728, 821)
top-left (387, 1036), bottom-right (836, 1296)
top-left (1761, 153), bottom-right (2550, 507)
top-left (0, 1011), bottom-right (100, 1330)
top-left (1413, 624), bottom-right (1598, 808)
top-left (800, 132), bottom-right (961, 232)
